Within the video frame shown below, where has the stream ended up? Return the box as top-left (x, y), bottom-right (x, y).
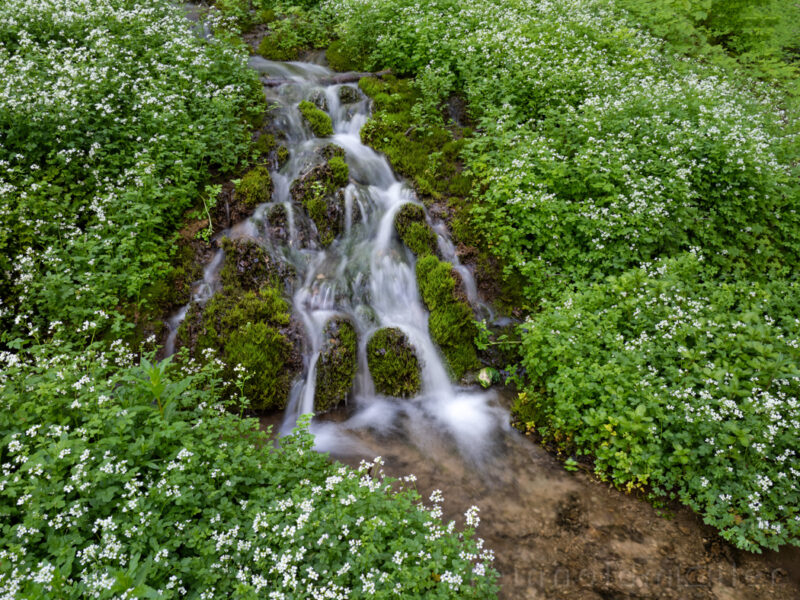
top-left (164, 31), bottom-right (800, 599)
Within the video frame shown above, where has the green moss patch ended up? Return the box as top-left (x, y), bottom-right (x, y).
top-left (177, 239), bottom-right (301, 412)
top-left (416, 255), bottom-right (479, 379)
top-left (326, 39), bottom-right (365, 72)
top-left (277, 145), bottom-right (290, 167)
top-left (258, 30), bottom-right (301, 61)
top-left (236, 165), bottom-right (272, 208)
top-left (298, 100), bottom-right (333, 137)
top-left (395, 203), bottom-right (437, 257)
top-left (314, 318), bottom-right (358, 412)
top-left (254, 133), bottom-right (276, 156)
top-left (367, 327), bottom-right (421, 398)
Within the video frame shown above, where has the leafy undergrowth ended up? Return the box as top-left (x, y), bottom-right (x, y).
top-left (515, 253), bottom-right (800, 551)
top-left (0, 1), bottom-right (500, 597)
top-left (0, 344), bottom-right (498, 598)
top-left (320, 0), bottom-right (800, 551)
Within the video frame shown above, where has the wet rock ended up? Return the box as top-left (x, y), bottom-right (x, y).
top-left (556, 493), bottom-right (587, 532)
top-left (349, 195), bottom-right (363, 228)
top-left (291, 149), bottom-right (350, 247)
top-left (267, 204), bottom-right (289, 244)
top-left (367, 327), bottom-right (421, 398)
top-left (314, 318), bottom-right (358, 412)
top-left (395, 203), bottom-right (438, 257)
top-left (219, 237), bottom-right (290, 291)
top-left (308, 89), bottom-right (329, 112)
top-left (338, 85), bottom-right (361, 105)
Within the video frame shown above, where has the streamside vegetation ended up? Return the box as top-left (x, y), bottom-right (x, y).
top-left (0, 0), bottom-right (499, 596)
top-left (314, 0), bottom-right (800, 552)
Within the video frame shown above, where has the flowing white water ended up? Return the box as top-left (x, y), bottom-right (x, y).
top-left (166, 57), bottom-right (509, 463)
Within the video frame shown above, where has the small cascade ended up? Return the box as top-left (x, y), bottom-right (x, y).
top-left (164, 57), bottom-right (509, 463)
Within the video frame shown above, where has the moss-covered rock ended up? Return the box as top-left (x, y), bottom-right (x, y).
top-left (314, 318), bottom-right (358, 412)
top-left (187, 285), bottom-right (301, 411)
top-left (277, 145), bottom-right (290, 168)
top-left (236, 165), bottom-right (272, 208)
top-left (176, 239), bottom-right (302, 412)
top-left (338, 85), bottom-right (361, 105)
top-left (367, 327), bottom-right (421, 398)
top-left (219, 237), bottom-right (288, 291)
top-left (298, 100), bottom-right (333, 137)
top-left (254, 133), bottom-right (276, 156)
top-left (416, 255), bottom-right (479, 379)
top-left (395, 203), bottom-right (438, 257)
top-left (291, 149), bottom-right (350, 247)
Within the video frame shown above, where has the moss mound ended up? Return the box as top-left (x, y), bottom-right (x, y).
top-left (177, 240), bottom-right (301, 412)
top-left (367, 327), bottom-right (421, 398)
top-left (254, 133), bottom-right (276, 156)
top-left (298, 100), bottom-right (333, 137)
top-left (395, 203), bottom-right (438, 256)
top-left (416, 255), bottom-right (479, 379)
top-left (258, 31), bottom-right (300, 61)
top-left (236, 165), bottom-right (272, 208)
top-left (291, 147), bottom-right (350, 246)
top-left (314, 318), bottom-right (358, 412)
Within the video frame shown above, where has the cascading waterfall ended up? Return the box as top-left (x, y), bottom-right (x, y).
top-left (166, 56), bottom-right (509, 463)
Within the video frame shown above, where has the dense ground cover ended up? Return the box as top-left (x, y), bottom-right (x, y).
top-left (1, 345), bottom-right (496, 598)
top-left (0, 0), bottom-right (500, 596)
top-left (0, 0), bottom-right (261, 343)
top-left (315, 0), bottom-right (800, 550)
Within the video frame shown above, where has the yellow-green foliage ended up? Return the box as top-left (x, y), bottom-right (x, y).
top-left (395, 203), bottom-right (437, 256)
top-left (236, 165), bottom-right (272, 207)
top-left (298, 100), bottom-right (333, 136)
top-left (367, 327), bottom-right (421, 398)
top-left (416, 255), bottom-right (479, 379)
top-left (315, 318), bottom-right (358, 412)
